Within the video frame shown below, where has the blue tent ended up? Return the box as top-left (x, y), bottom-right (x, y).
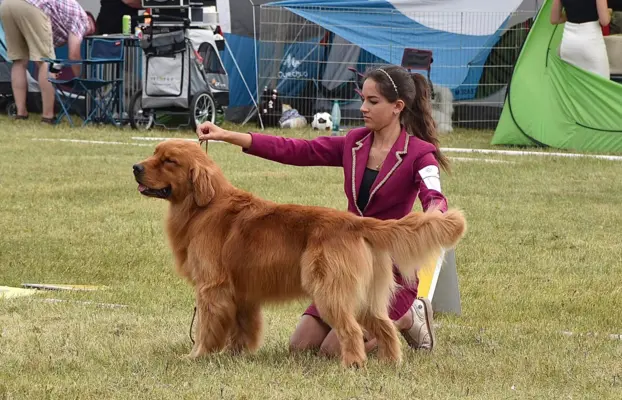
top-left (217, 0), bottom-right (541, 123)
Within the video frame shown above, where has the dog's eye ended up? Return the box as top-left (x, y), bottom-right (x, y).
top-left (162, 158), bottom-right (178, 165)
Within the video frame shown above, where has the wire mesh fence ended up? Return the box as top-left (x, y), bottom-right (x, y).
top-left (258, 5), bottom-right (536, 131)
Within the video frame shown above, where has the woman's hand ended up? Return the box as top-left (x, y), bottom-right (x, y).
top-left (195, 121), bottom-right (253, 149)
top-left (196, 121), bottom-right (228, 143)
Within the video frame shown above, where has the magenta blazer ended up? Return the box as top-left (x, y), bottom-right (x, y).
top-left (243, 126), bottom-right (448, 220)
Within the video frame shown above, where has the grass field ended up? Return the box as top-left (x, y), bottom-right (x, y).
top-left (1, 117), bottom-right (621, 399)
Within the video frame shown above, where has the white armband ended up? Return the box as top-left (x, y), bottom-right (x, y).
top-left (418, 165), bottom-right (441, 192)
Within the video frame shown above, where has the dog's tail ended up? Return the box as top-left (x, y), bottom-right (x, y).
top-left (360, 207), bottom-right (466, 279)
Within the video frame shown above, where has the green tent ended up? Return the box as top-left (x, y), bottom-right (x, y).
top-left (491, 0), bottom-right (622, 153)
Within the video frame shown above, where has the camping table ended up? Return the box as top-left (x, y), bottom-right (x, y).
top-left (84, 34), bottom-right (143, 125)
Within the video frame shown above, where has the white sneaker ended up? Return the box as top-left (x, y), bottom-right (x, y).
top-left (399, 297), bottom-right (435, 350)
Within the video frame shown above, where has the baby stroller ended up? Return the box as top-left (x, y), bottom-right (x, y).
top-left (128, 14), bottom-right (227, 131)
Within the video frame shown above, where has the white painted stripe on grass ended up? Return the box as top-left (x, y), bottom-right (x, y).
top-left (434, 322), bottom-right (622, 340)
top-left (42, 298), bottom-right (128, 308)
top-left (32, 138), bottom-right (152, 147)
top-left (441, 147), bottom-right (622, 161)
top-left (450, 156), bottom-right (514, 164)
top-left (132, 139), bottom-right (622, 161)
top-left (560, 330), bottom-right (622, 340)
top-left (131, 136), bottom-right (224, 143)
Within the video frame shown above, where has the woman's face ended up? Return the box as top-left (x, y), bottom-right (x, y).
top-left (359, 78), bottom-right (402, 131)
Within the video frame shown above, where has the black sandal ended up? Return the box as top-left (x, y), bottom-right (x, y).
top-left (14, 114), bottom-right (28, 120)
top-left (40, 117), bottom-right (55, 125)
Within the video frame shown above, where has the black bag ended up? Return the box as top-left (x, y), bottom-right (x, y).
top-left (139, 29), bottom-right (186, 57)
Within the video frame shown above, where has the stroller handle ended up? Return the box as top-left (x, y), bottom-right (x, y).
top-left (133, 14), bottom-right (191, 27)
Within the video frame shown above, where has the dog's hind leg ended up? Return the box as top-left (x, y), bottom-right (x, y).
top-left (315, 299), bottom-right (366, 368)
top-left (359, 251), bottom-right (402, 364)
top-left (228, 302), bottom-right (263, 354)
top-left (303, 239), bottom-right (371, 368)
top-left (190, 282), bottom-right (236, 359)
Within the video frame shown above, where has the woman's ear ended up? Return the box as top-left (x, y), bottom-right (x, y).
top-left (394, 99), bottom-right (406, 114)
top-left (191, 165), bottom-right (215, 207)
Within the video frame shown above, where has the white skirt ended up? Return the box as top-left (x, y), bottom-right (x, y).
top-left (560, 21), bottom-right (610, 79)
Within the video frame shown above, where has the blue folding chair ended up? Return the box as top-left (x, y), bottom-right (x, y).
top-left (43, 38), bottom-right (124, 127)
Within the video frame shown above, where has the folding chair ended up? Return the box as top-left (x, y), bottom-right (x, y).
top-left (43, 38), bottom-right (124, 127)
top-left (401, 48), bottom-right (435, 99)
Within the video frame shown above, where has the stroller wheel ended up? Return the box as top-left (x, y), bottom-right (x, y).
top-left (128, 90), bottom-right (155, 131)
top-left (6, 101), bottom-right (17, 117)
top-left (191, 91), bottom-right (216, 131)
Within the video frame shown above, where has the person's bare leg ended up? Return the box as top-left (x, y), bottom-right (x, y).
top-left (11, 59), bottom-right (28, 117)
top-left (35, 61), bottom-right (55, 120)
top-left (289, 315), bottom-right (331, 353)
top-left (395, 308), bottom-right (413, 330)
top-left (318, 328), bottom-right (378, 358)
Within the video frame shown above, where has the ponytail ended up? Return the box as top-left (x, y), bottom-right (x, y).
top-left (364, 66), bottom-right (451, 173)
top-left (405, 74), bottom-right (451, 173)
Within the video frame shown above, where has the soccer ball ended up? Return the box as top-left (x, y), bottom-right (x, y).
top-left (311, 112), bottom-right (332, 131)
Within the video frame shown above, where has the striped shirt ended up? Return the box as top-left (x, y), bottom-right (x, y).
top-left (25, 0), bottom-right (89, 47)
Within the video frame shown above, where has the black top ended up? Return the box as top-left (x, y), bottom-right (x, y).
top-left (96, 0), bottom-right (139, 35)
top-left (609, 0), bottom-right (622, 12)
top-left (357, 168), bottom-right (379, 212)
top-left (561, 0), bottom-right (599, 23)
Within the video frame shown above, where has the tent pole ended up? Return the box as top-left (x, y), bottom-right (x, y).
top-left (247, 0), bottom-right (264, 129)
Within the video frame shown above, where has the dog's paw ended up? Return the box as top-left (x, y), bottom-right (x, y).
top-left (186, 346), bottom-right (206, 360)
top-left (341, 353), bottom-right (367, 369)
top-left (377, 347), bottom-right (403, 365)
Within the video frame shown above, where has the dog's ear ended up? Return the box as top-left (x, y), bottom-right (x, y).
top-left (191, 165), bottom-right (215, 207)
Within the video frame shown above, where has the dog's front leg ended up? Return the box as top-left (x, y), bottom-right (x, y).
top-left (228, 302), bottom-right (263, 354)
top-left (188, 283), bottom-right (236, 359)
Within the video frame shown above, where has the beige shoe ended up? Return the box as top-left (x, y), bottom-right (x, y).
top-left (400, 297), bottom-right (435, 350)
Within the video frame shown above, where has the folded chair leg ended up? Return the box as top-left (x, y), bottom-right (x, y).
top-left (54, 89), bottom-right (75, 127)
top-left (85, 84), bottom-right (121, 127)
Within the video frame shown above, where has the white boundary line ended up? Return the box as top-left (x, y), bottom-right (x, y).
top-left (441, 147), bottom-right (622, 161)
top-left (131, 136), bottom-right (224, 143)
top-left (433, 323), bottom-right (622, 341)
top-left (30, 138), bottom-right (622, 162)
top-left (131, 138), bottom-right (622, 161)
top-left (32, 138), bottom-right (152, 147)
top-left (31, 139), bottom-right (508, 164)
top-left (131, 136), bottom-right (196, 142)
top-left (450, 156), bottom-right (514, 164)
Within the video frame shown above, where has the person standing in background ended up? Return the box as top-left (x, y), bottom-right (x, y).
top-left (0, 0), bottom-right (95, 122)
top-left (96, 0), bottom-right (141, 35)
top-left (550, 0), bottom-right (611, 79)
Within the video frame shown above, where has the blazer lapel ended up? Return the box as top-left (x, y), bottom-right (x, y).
top-left (367, 129), bottom-right (410, 207)
top-left (351, 131), bottom-right (373, 216)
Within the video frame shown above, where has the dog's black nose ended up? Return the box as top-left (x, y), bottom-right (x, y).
top-left (133, 164), bottom-right (144, 177)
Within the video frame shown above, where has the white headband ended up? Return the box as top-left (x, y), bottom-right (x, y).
top-left (377, 68), bottom-right (398, 96)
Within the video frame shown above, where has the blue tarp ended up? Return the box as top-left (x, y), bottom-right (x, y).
top-left (264, 0), bottom-right (514, 100)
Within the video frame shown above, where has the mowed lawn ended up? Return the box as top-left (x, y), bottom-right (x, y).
top-left (1, 117), bottom-right (621, 399)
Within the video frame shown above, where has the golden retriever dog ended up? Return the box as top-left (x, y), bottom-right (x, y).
top-left (133, 139), bottom-right (466, 367)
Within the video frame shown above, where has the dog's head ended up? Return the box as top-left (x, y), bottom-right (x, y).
top-left (132, 139), bottom-right (218, 207)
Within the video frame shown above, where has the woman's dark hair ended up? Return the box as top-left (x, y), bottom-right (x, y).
top-left (364, 65), bottom-right (450, 172)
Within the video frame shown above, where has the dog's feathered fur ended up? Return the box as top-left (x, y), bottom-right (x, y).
top-left (133, 139), bottom-right (466, 367)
